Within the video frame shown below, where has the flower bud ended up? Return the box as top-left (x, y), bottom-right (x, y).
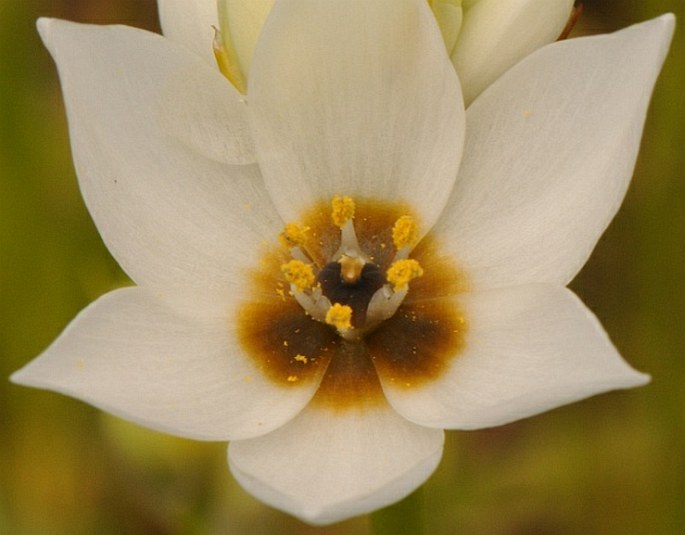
top-left (449, 0), bottom-right (574, 104)
top-left (219, 0), bottom-right (574, 105)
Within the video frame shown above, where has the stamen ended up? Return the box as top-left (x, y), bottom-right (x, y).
top-left (331, 196), bottom-right (356, 228)
top-left (291, 291), bottom-right (332, 323)
top-left (281, 260), bottom-right (315, 292)
top-left (325, 303), bottom-right (353, 330)
top-left (279, 223), bottom-right (309, 248)
top-left (330, 196), bottom-right (366, 261)
top-left (392, 215), bottom-right (419, 251)
top-left (366, 284), bottom-right (406, 325)
top-left (386, 259), bottom-right (424, 291)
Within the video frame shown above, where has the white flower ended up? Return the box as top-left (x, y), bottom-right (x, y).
top-left (11, 0), bottom-right (673, 526)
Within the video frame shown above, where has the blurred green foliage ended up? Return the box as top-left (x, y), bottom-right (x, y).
top-left (1, 1), bottom-right (683, 533)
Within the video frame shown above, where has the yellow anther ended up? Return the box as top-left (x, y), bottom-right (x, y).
top-left (325, 303), bottom-right (353, 330)
top-left (287, 375), bottom-right (299, 382)
top-left (386, 259), bottom-right (424, 290)
top-left (280, 260), bottom-right (315, 292)
top-left (392, 215), bottom-right (419, 250)
top-left (279, 223), bottom-right (308, 248)
top-left (294, 354), bottom-right (308, 364)
top-left (331, 196), bottom-right (355, 228)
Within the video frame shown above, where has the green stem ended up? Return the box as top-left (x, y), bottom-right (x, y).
top-left (369, 487), bottom-right (426, 535)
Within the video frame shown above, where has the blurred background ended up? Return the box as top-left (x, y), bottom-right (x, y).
top-left (1, 0), bottom-right (683, 533)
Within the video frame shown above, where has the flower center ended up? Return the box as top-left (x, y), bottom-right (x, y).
top-left (277, 196), bottom-right (426, 342)
top-left (237, 197), bottom-right (469, 409)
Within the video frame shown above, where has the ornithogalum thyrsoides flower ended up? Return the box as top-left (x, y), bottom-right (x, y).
top-left (12, 0), bottom-right (674, 525)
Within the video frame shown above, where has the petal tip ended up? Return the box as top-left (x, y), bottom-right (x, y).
top-left (36, 17), bottom-right (54, 42)
top-left (9, 359), bottom-right (54, 390)
top-left (657, 12), bottom-right (676, 27)
top-left (630, 370), bottom-right (651, 388)
top-left (229, 434), bottom-right (443, 525)
top-left (36, 17), bottom-right (75, 52)
top-left (8, 368), bottom-right (24, 386)
top-left (9, 363), bottom-right (35, 387)
top-left (638, 13), bottom-right (675, 52)
top-left (650, 12), bottom-right (676, 43)
top-left (36, 16), bottom-right (53, 30)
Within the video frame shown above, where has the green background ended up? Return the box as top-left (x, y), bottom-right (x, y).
top-left (1, 1), bottom-right (683, 533)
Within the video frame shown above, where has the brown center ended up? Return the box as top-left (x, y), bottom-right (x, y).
top-left (236, 198), bottom-right (468, 410)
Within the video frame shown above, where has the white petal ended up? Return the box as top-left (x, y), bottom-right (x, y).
top-left (452, 0), bottom-right (574, 104)
top-left (39, 19), bottom-right (273, 287)
top-left (41, 18), bottom-right (255, 166)
top-left (229, 402), bottom-right (443, 525)
top-left (379, 285), bottom-right (649, 430)
top-left (219, 0), bottom-right (274, 77)
top-left (434, 15), bottom-right (675, 289)
top-left (157, 0), bottom-right (218, 65)
top-left (247, 0), bottom-right (464, 231)
top-left (11, 287), bottom-right (321, 441)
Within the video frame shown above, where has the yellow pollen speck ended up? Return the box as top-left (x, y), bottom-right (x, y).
top-left (276, 287), bottom-right (286, 300)
top-left (331, 196), bottom-right (355, 227)
top-left (294, 354), bottom-right (308, 364)
top-left (279, 223), bottom-right (308, 248)
top-left (392, 215), bottom-right (419, 249)
top-left (325, 303), bottom-right (353, 330)
top-left (281, 260), bottom-right (315, 292)
top-left (387, 259), bottom-right (424, 290)
top-left (287, 375), bottom-right (299, 382)
top-left (283, 340), bottom-right (289, 347)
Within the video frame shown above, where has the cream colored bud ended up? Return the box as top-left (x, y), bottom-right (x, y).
top-left (450, 0), bottom-right (574, 104)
